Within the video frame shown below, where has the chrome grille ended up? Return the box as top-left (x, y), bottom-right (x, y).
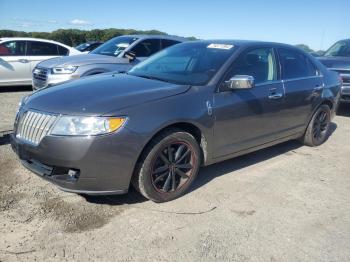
top-left (16, 111), bottom-right (57, 146)
top-left (33, 67), bottom-right (48, 81)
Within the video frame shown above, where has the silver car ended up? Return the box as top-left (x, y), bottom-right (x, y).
top-left (32, 35), bottom-right (186, 90)
top-left (0, 37), bottom-right (81, 87)
top-left (317, 39), bottom-right (350, 103)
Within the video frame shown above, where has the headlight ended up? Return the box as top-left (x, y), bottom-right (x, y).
top-left (50, 116), bottom-right (126, 136)
top-left (51, 65), bottom-right (78, 74)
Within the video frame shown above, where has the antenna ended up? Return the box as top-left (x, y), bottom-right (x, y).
top-left (320, 28), bottom-right (325, 50)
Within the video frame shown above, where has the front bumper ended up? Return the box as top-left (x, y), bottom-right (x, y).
top-left (10, 128), bottom-right (143, 195)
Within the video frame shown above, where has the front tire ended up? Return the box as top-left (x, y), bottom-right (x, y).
top-left (301, 104), bottom-right (331, 147)
top-left (132, 129), bottom-right (201, 202)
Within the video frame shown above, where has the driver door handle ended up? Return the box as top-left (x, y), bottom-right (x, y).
top-left (268, 93), bottom-right (283, 99)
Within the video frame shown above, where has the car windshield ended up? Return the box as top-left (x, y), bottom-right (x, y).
top-left (128, 42), bottom-right (236, 85)
top-left (91, 36), bottom-right (138, 57)
top-left (324, 40), bottom-right (350, 57)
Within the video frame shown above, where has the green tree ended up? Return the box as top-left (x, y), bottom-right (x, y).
top-left (295, 44), bottom-right (314, 53)
top-left (0, 28), bottom-right (189, 46)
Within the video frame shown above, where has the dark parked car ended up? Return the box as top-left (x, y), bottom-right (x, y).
top-left (12, 40), bottom-right (341, 202)
top-left (317, 39), bottom-right (350, 103)
top-left (75, 41), bottom-right (104, 53)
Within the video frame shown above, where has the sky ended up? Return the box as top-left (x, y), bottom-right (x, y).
top-left (0, 0), bottom-right (348, 51)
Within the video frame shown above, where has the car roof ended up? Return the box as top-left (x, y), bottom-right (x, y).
top-left (0, 37), bottom-right (73, 47)
top-left (117, 34), bottom-right (188, 42)
top-left (192, 39), bottom-right (295, 48)
top-left (85, 41), bottom-right (104, 44)
top-left (336, 39), bottom-right (350, 43)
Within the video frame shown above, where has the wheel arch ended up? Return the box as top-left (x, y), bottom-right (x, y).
top-left (132, 121), bottom-right (209, 181)
top-left (320, 99), bottom-right (334, 110)
top-left (304, 98), bottom-right (334, 133)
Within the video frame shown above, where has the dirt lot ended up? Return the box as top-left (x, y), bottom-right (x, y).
top-left (0, 89), bottom-right (350, 261)
top-left (0, 87), bottom-right (31, 134)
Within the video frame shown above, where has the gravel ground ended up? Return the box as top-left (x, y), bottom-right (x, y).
top-left (0, 89), bottom-right (349, 261)
top-left (0, 87), bottom-right (31, 134)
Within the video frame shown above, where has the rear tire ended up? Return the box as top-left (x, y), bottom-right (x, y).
top-left (301, 104), bottom-right (331, 147)
top-left (132, 129), bottom-right (201, 202)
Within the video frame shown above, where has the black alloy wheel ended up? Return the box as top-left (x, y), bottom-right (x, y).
top-left (133, 129), bottom-right (201, 202)
top-left (312, 108), bottom-right (330, 144)
top-left (301, 104), bottom-right (331, 147)
top-left (151, 142), bottom-right (196, 193)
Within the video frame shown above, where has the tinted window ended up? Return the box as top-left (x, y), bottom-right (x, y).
top-left (226, 48), bottom-right (277, 84)
top-left (131, 39), bottom-right (161, 57)
top-left (27, 41), bottom-right (59, 56)
top-left (128, 42), bottom-right (236, 85)
top-left (75, 42), bottom-right (101, 52)
top-left (85, 43), bottom-right (100, 52)
top-left (161, 39), bottom-right (180, 49)
top-left (57, 45), bottom-right (69, 55)
top-left (0, 41), bottom-right (26, 56)
top-left (279, 48), bottom-right (317, 79)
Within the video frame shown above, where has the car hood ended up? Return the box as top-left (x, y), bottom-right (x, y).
top-left (37, 54), bottom-right (130, 68)
top-left (317, 56), bottom-right (350, 70)
top-left (24, 73), bottom-right (190, 115)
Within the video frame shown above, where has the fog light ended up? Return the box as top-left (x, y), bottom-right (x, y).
top-left (68, 169), bottom-right (79, 179)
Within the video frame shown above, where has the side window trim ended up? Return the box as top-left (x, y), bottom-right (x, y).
top-left (273, 47), bottom-right (282, 81)
top-left (282, 75), bottom-right (323, 83)
top-left (24, 41), bottom-right (28, 56)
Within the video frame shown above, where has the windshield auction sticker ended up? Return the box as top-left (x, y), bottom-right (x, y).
top-left (207, 44), bottom-right (234, 49)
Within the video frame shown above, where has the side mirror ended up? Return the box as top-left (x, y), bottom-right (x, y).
top-left (225, 75), bottom-right (255, 90)
top-left (124, 51), bottom-right (136, 62)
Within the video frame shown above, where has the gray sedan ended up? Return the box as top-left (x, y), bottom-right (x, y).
top-left (12, 40), bottom-right (341, 202)
top-left (317, 39), bottom-right (350, 103)
top-left (32, 35), bottom-right (186, 90)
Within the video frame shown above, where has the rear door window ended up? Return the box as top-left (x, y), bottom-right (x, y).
top-left (27, 41), bottom-right (59, 56)
top-left (0, 41), bottom-right (26, 56)
top-left (130, 39), bottom-right (161, 57)
top-left (278, 48), bottom-right (318, 79)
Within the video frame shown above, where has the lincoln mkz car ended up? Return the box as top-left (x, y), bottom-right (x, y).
top-left (32, 35), bottom-right (186, 90)
top-left (317, 39), bottom-right (350, 103)
top-left (11, 40), bottom-right (341, 202)
top-left (0, 37), bottom-right (81, 87)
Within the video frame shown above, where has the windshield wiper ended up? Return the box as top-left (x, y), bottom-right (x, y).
top-left (131, 74), bottom-right (174, 84)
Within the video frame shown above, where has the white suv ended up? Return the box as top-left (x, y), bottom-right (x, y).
top-left (0, 37), bottom-right (81, 87)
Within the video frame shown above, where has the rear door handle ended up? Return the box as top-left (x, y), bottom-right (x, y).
top-left (268, 93), bottom-right (283, 99)
top-left (17, 59), bottom-right (29, 63)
